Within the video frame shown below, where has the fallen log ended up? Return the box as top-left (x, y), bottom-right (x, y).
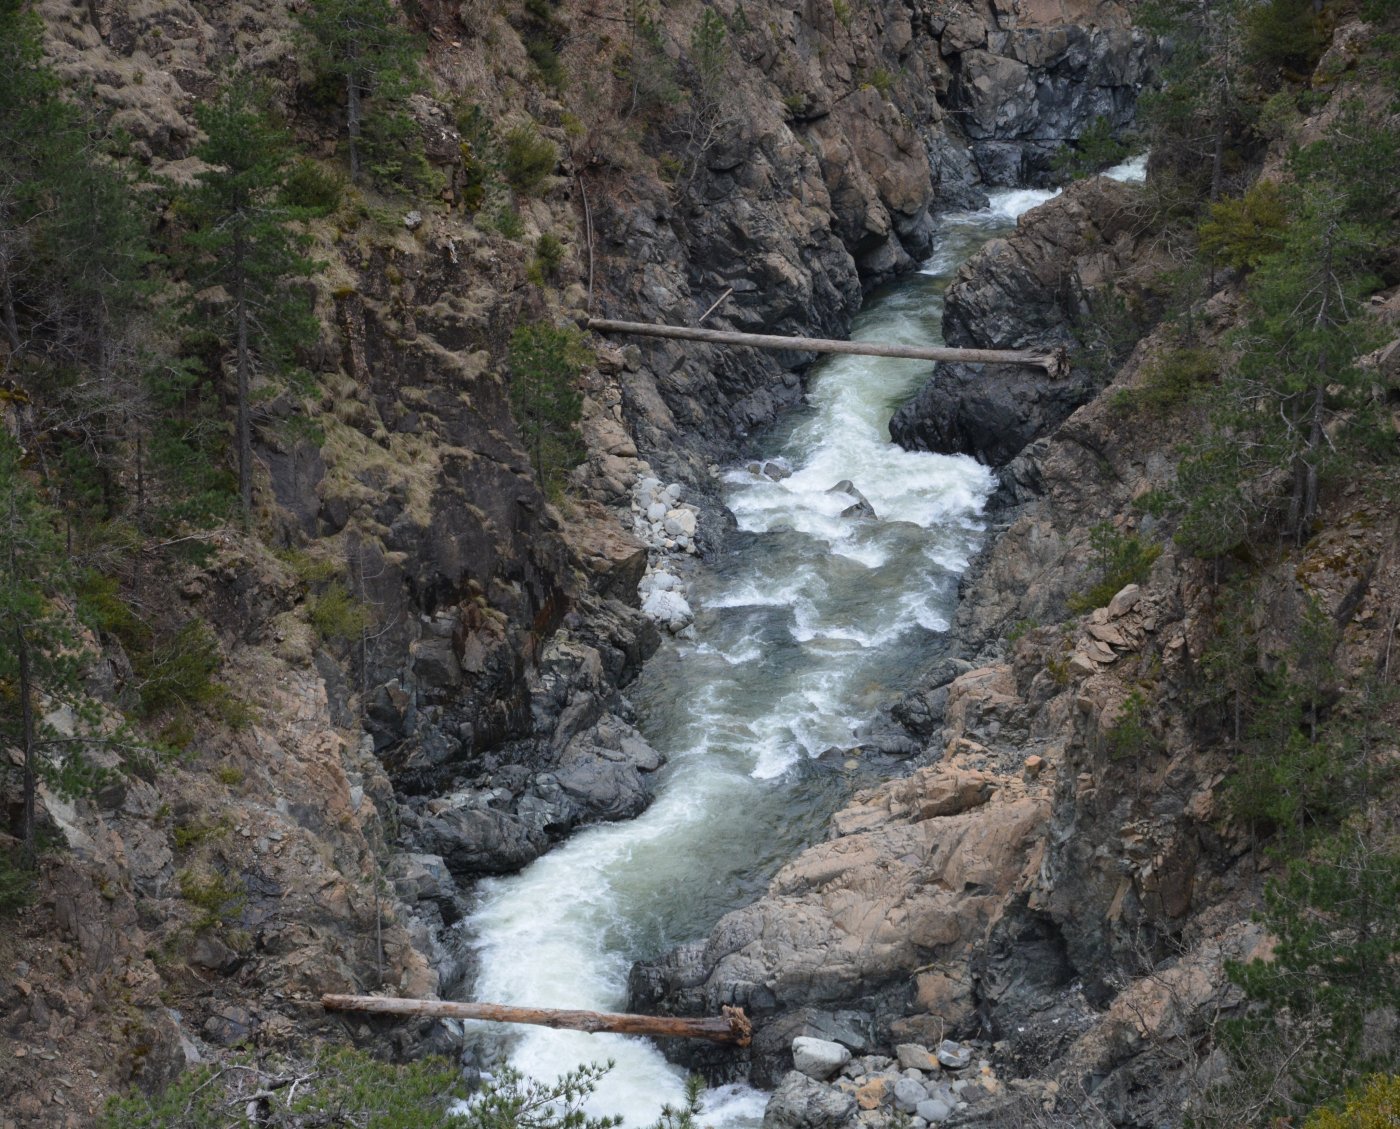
top-left (584, 317), bottom-right (1067, 375)
top-left (321, 995), bottom-right (752, 1047)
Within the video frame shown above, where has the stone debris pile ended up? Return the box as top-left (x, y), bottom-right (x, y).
top-left (765, 1037), bottom-right (1002, 1129)
top-left (631, 477), bottom-right (700, 635)
top-left (631, 477), bottom-right (701, 555)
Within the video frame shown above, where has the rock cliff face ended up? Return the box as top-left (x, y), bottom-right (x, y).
top-left (890, 176), bottom-right (1165, 465)
top-left (941, 0), bottom-right (1153, 185)
top-left (576, 0), bottom-right (1153, 487)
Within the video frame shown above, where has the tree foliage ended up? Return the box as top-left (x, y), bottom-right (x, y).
top-left (1169, 140), bottom-right (1388, 557)
top-left (99, 1052), bottom-right (625, 1129)
top-left (508, 322), bottom-right (589, 496)
top-left (178, 78), bottom-right (320, 515)
top-left (0, 432), bottom-right (94, 861)
top-left (295, 0), bottom-right (427, 186)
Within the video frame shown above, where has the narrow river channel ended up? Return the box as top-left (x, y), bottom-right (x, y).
top-left (463, 160), bottom-right (1145, 1126)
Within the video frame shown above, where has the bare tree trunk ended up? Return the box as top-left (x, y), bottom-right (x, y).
top-left (236, 277), bottom-right (252, 516)
top-left (585, 318), bottom-right (1064, 371)
top-left (322, 994), bottom-right (753, 1045)
top-left (347, 71), bottom-right (363, 183)
top-left (17, 626), bottom-right (36, 864)
top-left (0, 262), bottom-right (20, 355)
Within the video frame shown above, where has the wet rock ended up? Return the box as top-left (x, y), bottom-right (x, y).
top-left (414, 806), bottom-right (549, 878)
top-left (826, 480), bottom-right (877, 521)
top-left (891, 179), bottom-right (1164, 467)
top-left (394, 853), bottom-right (457, 904)
top-left (792, 1036), bottom-right (852, 1080)
top-left (552, 758), bottom-right (649, 822)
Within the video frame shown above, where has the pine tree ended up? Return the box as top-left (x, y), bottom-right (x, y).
top-left (1, 2), bottom-right (159, 522)
top-left (179, 79), bottom-right (319, 516)
top-left (1173, 152), bottom-right (1386, 557)
top-left (0, 0), bottom-right (64, 362)
top-left (295, 0), bottom-right (425, 185)
top-left (507, 322), bottom-right (588, 496)
top-left (0, 432), bottom-right (84, 862)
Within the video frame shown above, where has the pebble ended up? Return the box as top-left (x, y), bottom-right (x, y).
top-left (768, 1042), bottom-right (993, 1129)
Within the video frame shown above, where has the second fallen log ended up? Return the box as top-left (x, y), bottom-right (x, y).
top-left (584, 317), bottom-right (1067, 374)
top-left (321, 995), bottom-right (753, 1046)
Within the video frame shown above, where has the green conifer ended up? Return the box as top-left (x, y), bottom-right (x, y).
top-left (179, 79), bottom-right (320, 516)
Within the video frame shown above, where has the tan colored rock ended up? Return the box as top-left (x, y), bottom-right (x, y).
top-left (689, 763), bottom-right (1049, 1024)
top-left (856, 1077), bottom-right (890, 1110)
top-left (1106, 583), bottom-right (1141, 619)
top-left (1087, 623), bottom-right (1128, 649)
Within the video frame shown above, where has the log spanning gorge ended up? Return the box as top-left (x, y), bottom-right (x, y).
top-left (465, 162), bottom-right (1146, 1125)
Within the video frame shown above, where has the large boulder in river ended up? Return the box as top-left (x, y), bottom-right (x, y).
top-left (630, 763), bottom-right (1051, 1085)
top-left (891, 177), bottom-right (1163, 467)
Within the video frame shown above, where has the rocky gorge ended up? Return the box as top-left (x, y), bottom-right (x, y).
top-left (3, 0), bottom-right (1397, 1126)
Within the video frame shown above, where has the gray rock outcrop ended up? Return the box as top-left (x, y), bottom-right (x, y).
top-left (940, 1), bottom-right (1154, 185)
top-left (891, 176), bottom-right (1165, 466)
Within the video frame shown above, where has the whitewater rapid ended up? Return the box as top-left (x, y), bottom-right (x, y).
top-left (463, 157), bottom-right (1146, 1127)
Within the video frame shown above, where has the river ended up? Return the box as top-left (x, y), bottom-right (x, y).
top-left (463, 158), bottom-right (1146, 1127)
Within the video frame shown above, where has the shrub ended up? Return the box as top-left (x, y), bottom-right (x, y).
top-left (308, 582), bottom-right (373, 641)
top-left (1067, 524), bottom-right (1162, 613)
top-left (138, 620), bottom-right (223, 719)
top-left (280, 158), bottom-right (345, 215)
top-left (866, 67), bottom-right (893, 96)
top-left (1112, 347), bottom-right (1218, 414)
top-left (0, 845), bottom-right (33, 917)
top-left (501, 125), bottom-right (556, 194)
top-left (1052, 115), bottom-right (1132, 180)
top-left (529, 232), bottom-right (566, 284)
top-left (1104, 689), bottom-right (1160, 760)
top-left (1305, 1075), bottom-right (1400, 1129)
top-left (100, 1051), bottom-right (624, 1129)
top-left (482, 203), bottom-right (525, 239)
top-left (178, 868), bottom-right (246, 932)
top-left (1199, 180), bottom-right (1288, 270)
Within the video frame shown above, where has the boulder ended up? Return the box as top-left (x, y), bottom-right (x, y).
top-left (893, 1076), bottom-right (928, 1112)
top-left (896, 1043), bottom-right (939, 1072)
top-left (763, 1071), bottom-right (859, 1129)
top-left (892, 178), bottom-right (1162, 467)
top-left (826, 480), bottom-right (877, 521)
top-left (641, 589), bottom-right (694, 634)
top-left (791, 1036), bottom-right (852, 1080)
top-left (917, 1097), bottom-right (953, 1123)
top-left (935, 1040), bottom-right (973, 1070)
